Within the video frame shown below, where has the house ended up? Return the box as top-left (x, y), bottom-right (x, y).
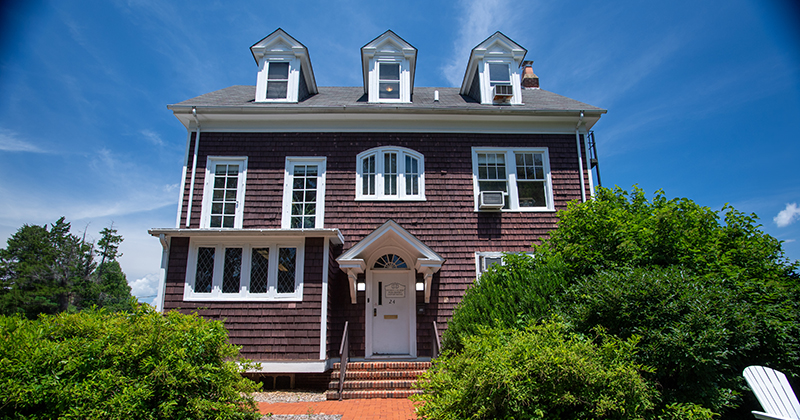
top-left (149, 28), bottom-right (605, 390)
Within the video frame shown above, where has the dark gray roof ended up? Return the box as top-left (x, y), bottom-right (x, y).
top-left (169, 86), bottom-right (605, 113)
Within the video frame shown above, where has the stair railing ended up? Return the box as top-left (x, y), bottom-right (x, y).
top-left (432, 321), bottom-right (441, 359)
top-left (338, 321), bottom-right (349, 401)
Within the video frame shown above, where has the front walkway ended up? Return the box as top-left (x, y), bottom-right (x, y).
top-left (258, 399), bottom-right (418, 420)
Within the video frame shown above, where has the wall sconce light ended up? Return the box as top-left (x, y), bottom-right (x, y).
top-left (357, 280), bottom-right (366, 291)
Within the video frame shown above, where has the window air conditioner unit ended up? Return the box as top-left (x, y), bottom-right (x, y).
top-left (479, 191), bottom-right (505, 209)
top-left (493, 84), bottom-right (513, 101)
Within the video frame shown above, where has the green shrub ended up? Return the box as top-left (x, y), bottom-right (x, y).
top-left (415, 320), bottom-right (658, 420)
top-left (442, 253), bottom-right (569, 351)
top-left (556, 266), bottom-right (800, 415)
top-left (0, 306), bottom-right (261, 419)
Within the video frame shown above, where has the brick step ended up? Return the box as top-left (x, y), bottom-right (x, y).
top-left (326, 389), bottom-right (422, 400)
top-left (332, 361), bottom-right (431, 371)
top-left (331, 369), bottom-right (427, 380)
top-left (328, 379), bottom-right (417, 390)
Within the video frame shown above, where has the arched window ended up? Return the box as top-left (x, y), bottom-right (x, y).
top-left (356, 146), bottom-right (424, 201)
top-left (373, 254), bottom-right (408, 269)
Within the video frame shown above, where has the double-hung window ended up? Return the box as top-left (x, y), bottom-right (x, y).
top-left (356, 146), bottom-right (424, 200)
top-left (378, 62), bottom-right (401, 100)
top-left (472, 147), bottom-right (553, 211)
top-left (266, 62), bottom-right (290, 99)
top-left (201, 157), bottom-right (247, 228)
top-left (282, 157), bottom-right (326, 229)
top-left (186, 240), bottom-right (304, 301)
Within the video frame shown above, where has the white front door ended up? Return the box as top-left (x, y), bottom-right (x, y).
top-left (368, 270), bottom-right (415, 356)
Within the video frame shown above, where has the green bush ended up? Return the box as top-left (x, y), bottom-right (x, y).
top-left (416, 320), bottom-right (658, 420)
top-left (442, 253), bottom-right (569, 351)
top-left (557, 266), bottom-right (800, 415)
top-left (0, 306), bottom-right (261, 419)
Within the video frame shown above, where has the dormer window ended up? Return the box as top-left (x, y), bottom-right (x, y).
top-left (460, 32), bottom-right (527, 105)
top-left (379, 63), bottom-right (401, 100)
top-left (361, 30), bottom-right (417, 103)
top-left (266, 62), bottom-right (290, 99)
top-left (251, 29), bottom-right (318, 103)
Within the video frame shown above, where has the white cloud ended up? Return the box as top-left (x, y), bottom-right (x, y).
top-left (129, 273), bottom-right (160, 300)
top-left (785, 239), bottom-right (796, 243)
top-left (442, 0), bottom-right (519, 87)
top-left (0, 128), bottom-right (46, 153)
top-left (774, 203), bottom-right (800, 227)
top-left (140, 129), bottom-right (165, 147)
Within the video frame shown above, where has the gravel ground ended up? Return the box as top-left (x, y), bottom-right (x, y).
top-left (251, 389), bottom-right (328, 403)
top-left (253, 390), bottom-right (341, 419)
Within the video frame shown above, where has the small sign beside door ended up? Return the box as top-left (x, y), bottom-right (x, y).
top-left (384, 282), bottom-right (406, 298)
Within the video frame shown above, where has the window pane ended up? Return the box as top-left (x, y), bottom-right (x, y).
top-left (362, 155), bottom-right (376, 195)
top-left (290, 164), bottom-right (318, 229)
top-left (268, 62), bottom-right (289, 79)
top-left (277, 247), bottom-right (296, 293)
top-left (266, 81), bottom-right (288, 99)
top-left (222, 248), bottom-right (242, 293)
top-left (210, 163), bottom-right (239, 228)
top-left (384, 153), bottom-right (398, 195)
top-left (195, 247), bottom-right (215, 293)
top-left (483, 256), bottom-right (502, 271)
top-left (380, 63), bottom-right (400, 80)
top-left (379, 82), bottom-right (400, 99)
top-left (489, 63), bottom-right (511, 85)
top-left (515, 152), bottom-right (545, 180)
top-left (250, 248), bottom-right (269, 294)
top-left (517, 181), bottom-right (546, 207)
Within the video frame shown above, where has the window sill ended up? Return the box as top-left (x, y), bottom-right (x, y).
top-left (473, 208), bottom-right (556, 213)
top-left (355, 197), bottom-right (427, 202)
top-left (183, 294), bottom-right (303, 302)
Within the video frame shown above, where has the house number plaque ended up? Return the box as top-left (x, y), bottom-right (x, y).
top-left (384, 282), bottom-right (406, 298)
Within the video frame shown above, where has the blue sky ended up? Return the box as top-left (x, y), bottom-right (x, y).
top-left (1, 0), bottom-right (799, 304)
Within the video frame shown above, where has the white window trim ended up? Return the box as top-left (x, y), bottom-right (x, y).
top-left (471, 147), bottom-right (554, 212)
top-left (480, 59), bottom-right (522, 105)
top-left (281, 157), bottom-right (327, 229)
top-left (355, 146), bottom-right (425, 201)
top-left (200, 156), bottom-right (248, 229)
top-left (475, 251), bottom-right (534, 279)
top-left (184, 238), bottom-right (305, 302)
top-left (255, 56), bottom-right (301, 103)
top-left (368, 57), bottom-right (411, 103)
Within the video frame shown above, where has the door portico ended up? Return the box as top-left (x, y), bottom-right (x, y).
top-left (337, 220), bottom-right (444, 358)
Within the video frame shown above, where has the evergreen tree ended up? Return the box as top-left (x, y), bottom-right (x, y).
top-left (0, 218), bottom-right (135, 318)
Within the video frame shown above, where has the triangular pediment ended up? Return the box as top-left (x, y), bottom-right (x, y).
top-left (337, 220), bottom-right (443, 303)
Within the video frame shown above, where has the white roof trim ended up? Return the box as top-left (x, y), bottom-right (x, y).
top-left (148, 228), bottom-right (343, 245)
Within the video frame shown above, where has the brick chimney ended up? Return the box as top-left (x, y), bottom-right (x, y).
top-left (521, 61), bottom-right (539, 89)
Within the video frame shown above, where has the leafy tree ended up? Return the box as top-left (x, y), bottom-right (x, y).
top-left (0, 307), bottom-right (261, 419)
top-left (0, 218), bottom-right (134, 318)
top-left (416, 320), bottom-right (664, 420)
top-left (440, 187), bottom-right (799, 418)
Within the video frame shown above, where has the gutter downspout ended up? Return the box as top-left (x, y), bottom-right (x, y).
top-left (155, 233), bottom-right (169, 312)
top-left (575, 111), bottom-right (586, 202)
top-left (185, 108), bottom-right (201, 227)
top-left (175, 127), bottom-right (192, 228)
